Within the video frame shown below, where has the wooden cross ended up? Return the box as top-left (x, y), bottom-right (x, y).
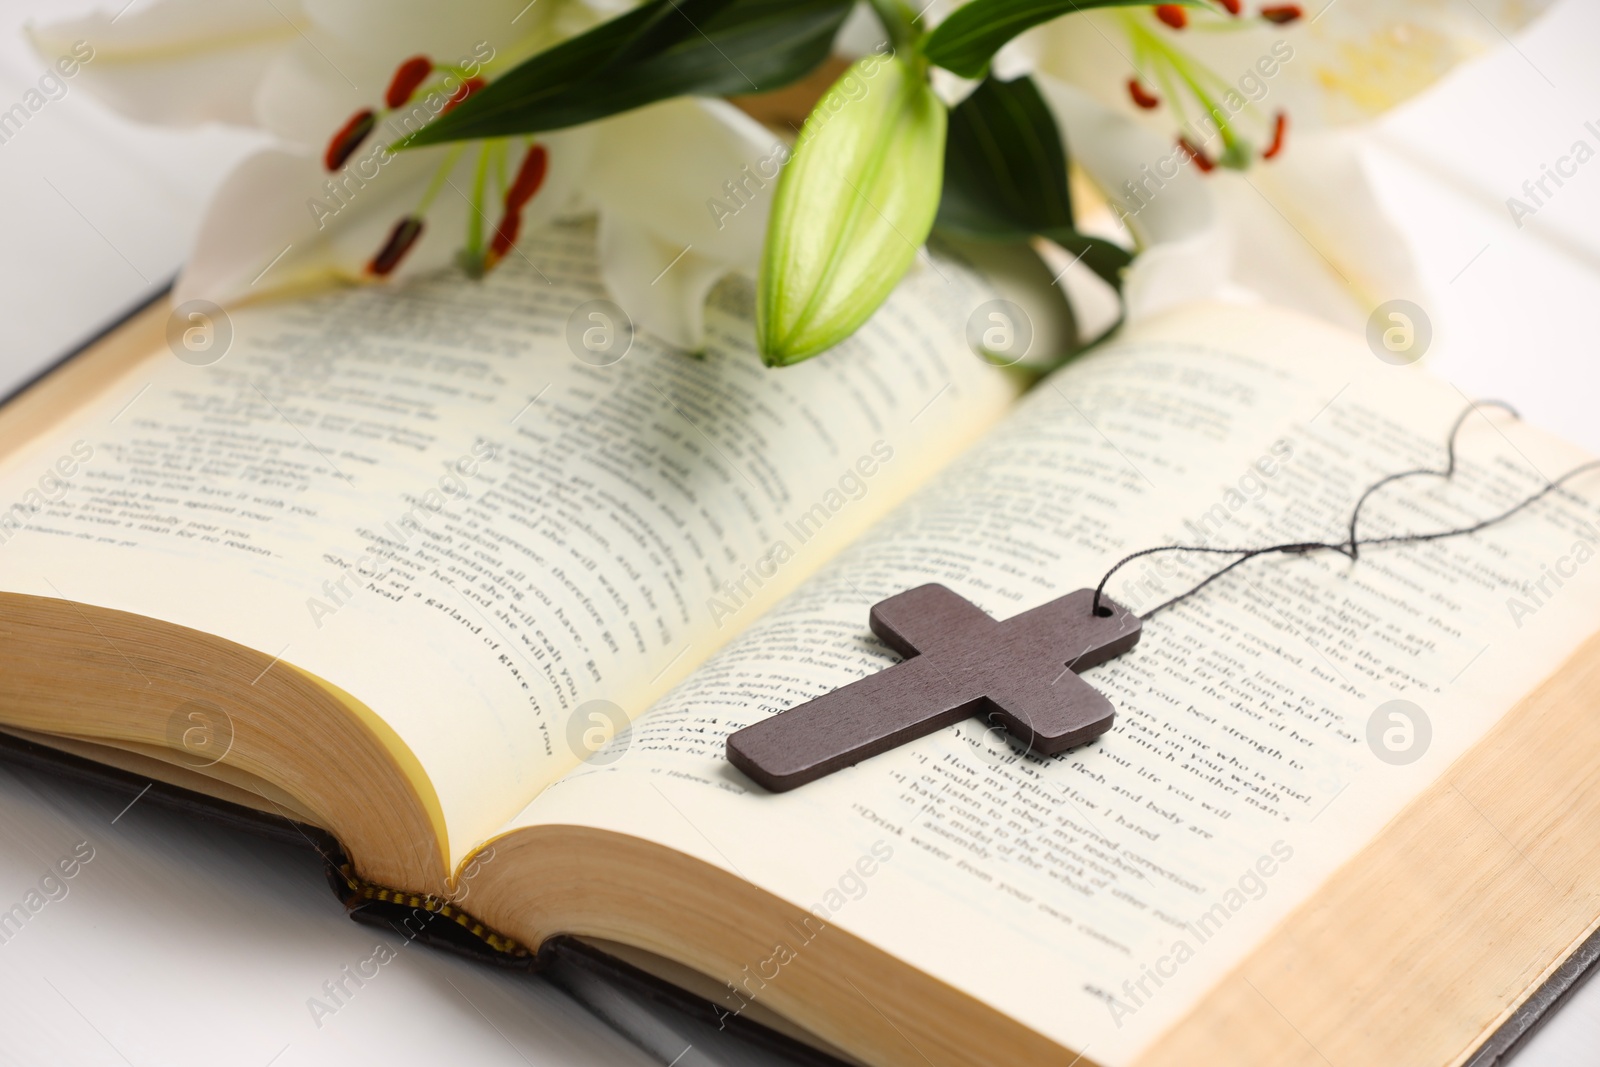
top-left (726, 584), bottom-right (1141, 792)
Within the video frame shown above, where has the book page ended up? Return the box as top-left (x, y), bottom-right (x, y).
top-left (0, 220), bottom-right (1024, 872)
top-left (508, 303), bottom-right (1600, 1063)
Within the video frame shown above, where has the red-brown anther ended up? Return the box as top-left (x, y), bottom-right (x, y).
top-left (1127, 79), bottom-right (1161, 110)
top-left (485, 144), bottom-right (549, 270)
top-left (368, 216), bottom-right (424, 276)
top-left (489, 210), bottom-right (521, 263)
top-left (1177, 136), bottom-right (1216, 172)
top-left (1155, 4), bottom-right (1189, 28)
top-left (1261, 4), bottom-right (1303, 23)
top-left (440, 77), bottom-right (485, 115)
top-left (1262, 112), bottom-right (1288, 159)
top-left (386, 55), bottom-right (433, 109)
top-left (506, 143), bottom-right (549, 211)
top-left (1217, 0), bottom-right (1241, 13)
top-left (324, 109), bottom-right (376, 171)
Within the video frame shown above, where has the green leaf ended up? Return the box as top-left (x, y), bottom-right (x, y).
top-left (758, 55), bottom-right (947, 366)
top-left (937, 74), bottom-right (1071, 239)
top-left (606, 0), bottom-right (739, 66)
top-left (403, 0), bottom-right (852, 146)
top-left (1037, 227), bottom-right (1133, 294)
top-left (922, 0), bottom-right (1207, 80)
top-left (937, 75), bottom-right (1131, 290)
top-left (935, 73), bottom-right (1131, 364)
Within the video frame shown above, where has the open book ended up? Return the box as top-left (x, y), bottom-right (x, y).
top-left (4, 220), bottom-right (1600, 1067)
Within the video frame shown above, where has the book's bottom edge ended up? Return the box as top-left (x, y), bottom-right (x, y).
top-left (12, 725), bottom-right (1586, 1065)
top-left (0, 728), bottom-right (852, 1066)
top-left (1460, 917), bottom-right (1600, 1067)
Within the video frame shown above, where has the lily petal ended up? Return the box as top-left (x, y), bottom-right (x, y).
top-left (251, 30), bottom-right (393, 146)
top-left (301, 0), bottom-right (565, 64)
top-left (1262, 0), bottom-right (1557, 126)
top-left (596, 219), bottom-right (732, 352)
top-left (1210, 129), bottom-right (1426, 331)
top-left (587, 97), bottom-right (779, 265)
top-left (1032, 1), bottom-right (1557, 138)
top-left (252, 0), bottom-right (619, 151)
top-left (585, 97), bottom-right (783, 347)
top-left (27, 0), bottom-right (305, 127)
top-left (176, 146), bottom-right (469, 303)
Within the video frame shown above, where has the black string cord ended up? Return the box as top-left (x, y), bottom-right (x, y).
top-left (1091, 401), bottom-right (1600, 621)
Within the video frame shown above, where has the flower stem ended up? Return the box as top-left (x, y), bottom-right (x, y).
top-left (465, 143), bottom-right (491, 265)
top-left (493, 139), bottom-right (508, 205)
top-left (415, 144), bottom-right (465, 215)
top-left (869, 0), bottom-right (919, 48)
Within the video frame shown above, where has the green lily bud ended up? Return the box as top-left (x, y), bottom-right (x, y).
top-left (757, 54), bottom-right (946, 366)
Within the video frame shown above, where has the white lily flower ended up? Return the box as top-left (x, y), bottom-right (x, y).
top-left (1021, 1), bottom-right (1557, 328)
top-left (28, 0), bottom-right (771, 348)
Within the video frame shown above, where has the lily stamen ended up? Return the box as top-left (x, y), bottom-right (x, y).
top-left (1128, 78), bottom-right (1162, 109)
top-left (1155, 5), bottom-right (1189, 29)
top-left (359, 142), bottom-right (464, 278)
top-left (1177, 136), bottom-right (1216, 172)
top-left (1261, 5), bottom-right (1303, 24)
top-left (386, 55), bottom-right (434, 109)
top-left (327, 47), bottom-right (544, 286)
top-left (1262, 111), bottom-right (1288, 158)
top-left (368, 216), bottom-right (424, 275)
top-left (1123, 8), bottom-right (1291, 169)
top-left (506, 143), bottom-right (549, 210)
top-left (331, 62), bottom-right (485, 171)
top-left (488, 142), bottom-right (549, 269)
top-left (325, 109), bottom-right (376, 171)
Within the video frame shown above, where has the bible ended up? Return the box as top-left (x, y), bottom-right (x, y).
top-left (3, 219), bottom-right (1599, 1067)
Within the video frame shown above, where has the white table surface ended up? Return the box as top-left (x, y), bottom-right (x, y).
top-left (1, 1), bottom-right (1598, 1064)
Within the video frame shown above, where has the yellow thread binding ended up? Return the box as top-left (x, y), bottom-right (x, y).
top-left (337, 864), bottom-right (531, 957)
